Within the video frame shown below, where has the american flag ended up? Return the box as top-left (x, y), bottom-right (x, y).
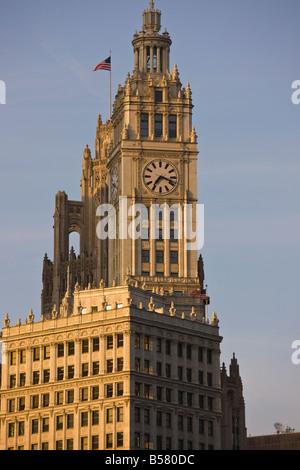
top-left (189, 288), bottom-right (207, 300)
top-left (93, 56), bottom-right (111, 72)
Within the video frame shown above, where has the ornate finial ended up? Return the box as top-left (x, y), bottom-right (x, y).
top-left (4, 313), bottom-right (10, 328)
top-left (169, 302), bottom-right (176, 317)
top-left (150, 0), bottom-right (154, 9)
top-left (148, 297), bottom-right (155, 311)
top-left (28, 308), bottom-right (34, 323)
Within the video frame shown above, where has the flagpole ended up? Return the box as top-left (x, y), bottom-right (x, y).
top-left (205, 284), bottom-right (208, 323)
top-left (109, 50), bottom-right (112, 121)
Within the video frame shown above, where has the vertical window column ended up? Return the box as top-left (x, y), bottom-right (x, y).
top-left (26, 347), bottom-right (32, 386)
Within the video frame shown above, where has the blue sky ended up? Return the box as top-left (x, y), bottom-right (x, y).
top-left (0, 0), bottom-right (299, 438)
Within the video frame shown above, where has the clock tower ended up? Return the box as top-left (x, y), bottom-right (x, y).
top-left (107, 1), bottom-right (200, 298)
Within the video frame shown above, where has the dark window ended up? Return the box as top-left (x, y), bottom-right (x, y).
top-left (154, 114), bottom-right (163, 138)
top-left (141, 113), bottom-right (149, 137)
top-left (169, 115), bottom-right (177, 138)
top-left (170, 251), bottom-right (178, 264)
top-left (107, 335), bottom-right (113, 350)
top-left (57, 343), bottom-right (64, 357)
top-left (155, 90), bottom-right (163, 103)
top-left (142, 250), bottom-right (150, 263)
top-left (68, 342), bottom-right (74, 356)
top-left (93, 337), bottom-right (100, 352)
top-left (156, 250), bottom-right (164, 263)
top-left (82, 339), bottom-right (89, 354)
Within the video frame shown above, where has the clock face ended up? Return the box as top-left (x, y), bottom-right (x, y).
top-left (143, 160), bottom-right (178, 195)
top-left (111, 167), bottom-right (119, 201)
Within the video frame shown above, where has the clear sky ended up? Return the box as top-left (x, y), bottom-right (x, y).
top-left (0, 0), bottom-right (299, 438)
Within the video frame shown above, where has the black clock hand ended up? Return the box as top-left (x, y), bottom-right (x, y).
top-left (161, 176), bottom-right (176, 186)
top-left (152, 175), bottom-right (162, 190)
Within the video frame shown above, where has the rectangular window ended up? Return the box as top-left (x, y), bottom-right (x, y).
top-left (92, 386), bottom-right (99, 400)
top-left (106, 408), bottom-right (113, 424)
top-left (43, 345), bottom-right (50, 360)
top-left (117, 382), bottom-right (124, 397)
top-left (155, 90), bottom-right (163, 103)
top-left (57, 367), bottom-right (64, 381)
top-left (81, 437), bottom-right (88, 451)
top-left (92, 436), bottom-right (99, 451)
top-left (67, 414), bottom-right (74, 429)
top-left (106, 384), bottom-right (113, 398)
top-left (43, 369), bottom-right (50, 383)
top-left (207, 349), bottom-right (212, 364)
top-left (10, 351), bottom-right (16, 365)
top-left (42, 418), bottom-right (49, 432)
top-left (170, 251), bottom-right (178, 264)
top-left (31, 419), bottom-right (38, 434)
top-left (93, 337), bottom-right (100, 352)
top-left (18, 421), bottom-right (25, 436)
top-left (20, 349), bottom-right (26, 364)
top-left (80, 387), bottom-right (89, 402)
top-left (93, 361), bottom-right (99, 375)
top-left (82, 339), bottom-right (89, 354)
top-left (135, 407), bottom-right (140, 423)
top-left (107, 335), bottom-right (113, 350)
top-left (117, 334), bottom-right (123, 348)
top-left (56, 391), bottom-right (63, 405)
top-left (144, 384), bottom-right (151, 398)
top-left (92, 410), bottom-right (99, 426)
top-left (68, 365), bottom-right (74, 379)
top-left (198, 347), bottom-right (203, 362)
top-left (166, 389), bottom-right (172, 403)
top-left (8, 399), bottom-right (15, 413)
top-left (117, 407), bottom-right (123, 423)
top-left (56, 415), bottom-right (63, 431)
top-left (141, 113), bottom-right (149, 137)
top-left (169, 114), bottom-right (177, 138)
top-left (18, 397), bottom-right (25, 411)
top-left (57, 343), bottom-right (64, 357)
top-left (117, 432), bottom-right (124, 448)
top-left (42, 393), bottom-right (50, 408)
top-left (144, 335), bottom-right (150, 351)
top-left (31, 395), bottom-right (39, 409)
top-left (117, 357), bottom-right (123, 372)
top-left (33, 370), bottom-right (39, 385)
top-left (67, 439), bottom-right (73, 451)
top-left (144, 359), bottom-right (150, 374)
top-left (10, 375), bottom-right (16, 388)
top-left (33, 347), bottom-right (40, 362)
top-left (154, 114), bottom-right (163, 138)
top-left (68, 341), bottom-right (74, 356)
top-left (178, 415), bottom-right (184, 431)
top-left (19, 373), bottom-right (26, 387)
top-left (135, 334), bottom-right (141, 348)
top-left (106, 433), bottom-right (113, 449)
top-left (81, 411), bottom-right (88, 427)
top-left (66, 390), bottom-right (74, 404)
top-left (82, 363), bottom-right (89, 377)
top-left (156, 250), bottom-right (164, 263)
top-left (107, 359), bottom-right (113, 373)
